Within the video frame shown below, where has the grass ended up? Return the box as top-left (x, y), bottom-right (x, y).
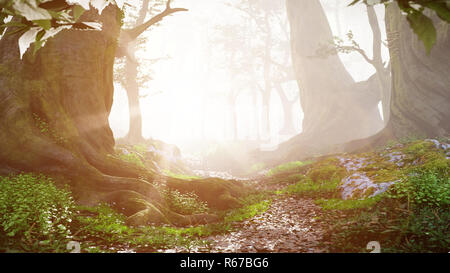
top-left (315, 196), bottom-right (382, 210)
top-left (282, 177), bottom-right (340, 198)
top-left (162, 169), bottom-right (202, 180)
top-left (266, 161), bottom-right (312, 177)
top-left (273, 158), bottom-right (346, 198)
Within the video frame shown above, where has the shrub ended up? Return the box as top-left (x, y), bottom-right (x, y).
top-left (388, 170), bottom-right (450, 208)
top-left (0, 174), bottom-right (76, 252)
top-left (394, 207), bottom-right (450, 252)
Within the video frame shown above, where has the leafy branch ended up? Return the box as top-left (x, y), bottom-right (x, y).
top-left (349, 0), bottom-right (450, 53)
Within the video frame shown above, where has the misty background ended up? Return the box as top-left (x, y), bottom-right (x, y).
top-left (109, 0), bottom-right (389, 154)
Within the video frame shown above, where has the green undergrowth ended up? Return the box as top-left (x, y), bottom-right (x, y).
top-left (264, 139), bottom-right (449, 252)
top-left (0, 174), bottom-right (75, 253)
top-left (320, 140), bottom-right (450, 252)
top-left (273, 158), bottom-right (346, 199)
top-left (161, 189), bottom-right (209, 215)
top-left (116, 151), bottom-right (146, 168)
top-left (73, 192), bottom-right (272, 253)
top-left (0, 173), bottom-right (271, 253)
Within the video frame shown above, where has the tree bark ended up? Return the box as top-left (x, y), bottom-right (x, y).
top-left (0, 6), bottom-right (209, 227)
top-left (386, 4), bottom-right (450, 138)
top-left (343, 3), bottom-right (450, 151)
top-left (266, 0), bottom-right (384, 163)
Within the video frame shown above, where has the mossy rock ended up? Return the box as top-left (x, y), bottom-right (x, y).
top-left (166, 177), bottom-right (246, 210)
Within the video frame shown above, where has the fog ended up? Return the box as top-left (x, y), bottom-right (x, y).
top-left (109, 0), bottom-right (389, 153)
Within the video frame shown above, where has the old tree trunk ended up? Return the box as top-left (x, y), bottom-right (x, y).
top-left (265, 0), bottom-right (384, 163)
top-left (0, 7), bottom-right (211, 226)
top-left (345, 4), bottom-right (450, 151)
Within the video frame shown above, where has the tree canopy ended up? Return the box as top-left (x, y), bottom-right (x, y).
top-left (0, 0), bottom-right (122, 57)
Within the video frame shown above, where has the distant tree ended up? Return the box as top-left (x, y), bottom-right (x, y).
top-left (222, 0), bottom-right (298, 139)
top-left (114, 0), bottom-right (181, 143)
top-left (272, 0), bottom-right (385, 164)
top-left (315, 4), bottom-right (391, 123)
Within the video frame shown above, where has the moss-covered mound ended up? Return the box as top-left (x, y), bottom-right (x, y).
top-left (166, 177), bottom-right (247, 210)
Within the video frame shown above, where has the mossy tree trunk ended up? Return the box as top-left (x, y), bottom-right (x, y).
top-left (0, 6), bottom-right (205, 226)
top-left (344, 3), bottom-right (450, 151)
top-left (385, 4), bottom-right (450, 138)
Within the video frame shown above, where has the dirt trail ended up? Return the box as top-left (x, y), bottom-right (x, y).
top-left (157, 168), bottom-right (331, 253)
top-left (203, 195), bottom-right (328, 253)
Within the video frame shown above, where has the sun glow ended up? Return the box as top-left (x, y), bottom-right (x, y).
top-left (109, 0), bottom-right (388, 152)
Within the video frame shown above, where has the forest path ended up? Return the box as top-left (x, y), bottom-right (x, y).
top-left (203, 195), bottom-right (329, 252)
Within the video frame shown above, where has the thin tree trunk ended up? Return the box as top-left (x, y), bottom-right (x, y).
top-left (252, 90), bottom-right (261, 141)
top-left (367, 4), bottom-right (390, 123)
top-left (275, 83), bottom-right (296, 135)
top-left (230, 97), bottom-right (238, 140)
top-left (124, 0), bottom-right (149, 143)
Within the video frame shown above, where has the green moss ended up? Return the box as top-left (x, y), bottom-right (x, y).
top-left (315, 196), bottom-right (382, 210)
top-left (115, 151), bottom-right (145, 168)
top-left (282, 176), bottom-right (340, 198)
top-left (163, 170), bottom-right (202, 180)
top-left (32, 113), bottom-right (67, 144)
top-left (223, 199), bottom-right (270, 223)
top-left (129, 144), bottom-right (146, 154)
top-left (367, 168), bottom-right (405, 183)
top-left (307, 159), bottom-right (346, 182)
top-left (266, 160), bottom-right (312, 177)
top-left (166, 177), bottom-right (246, 210)
top-left (404, 140), bottom-right (435, 157)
